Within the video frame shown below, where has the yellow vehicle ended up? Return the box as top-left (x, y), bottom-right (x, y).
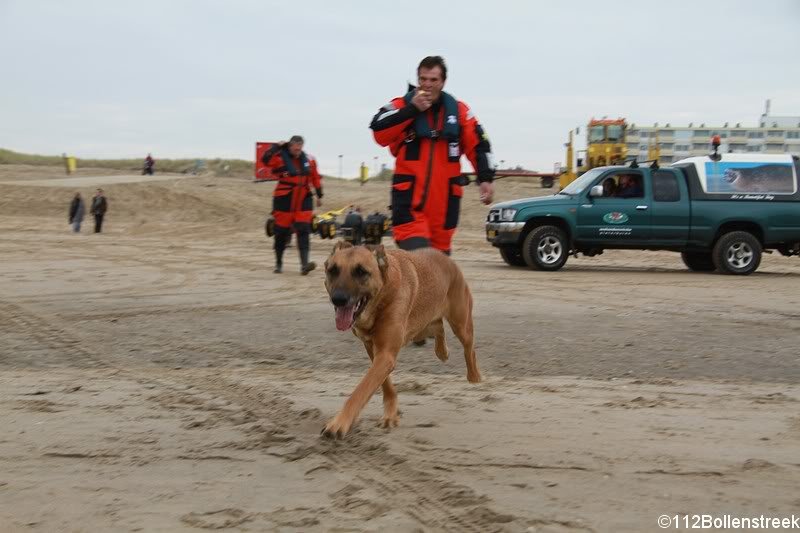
top-left (558, 118), bottom-right (628, 189)
top-left (265, 204), bottom-right (352, 239)
top-left (313, 204), bottom-right (353, 239)
top-left (316, 205), bottom-right (392, 243)
top-left (266, 204), bottom-right (392, 243)
top-left (312, 204), bottom-right (352, 229)
top-left (646, 131), bottom-right (661, 163)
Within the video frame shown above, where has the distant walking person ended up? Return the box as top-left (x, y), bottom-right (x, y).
top-left (62, 153), bottom-right (71, 175)
top-left (62, 153), bottom-right (77, 175)
top-left (143, 153), bottom-right (155, 175)
top-left (260, 135), bottom-right (323, 274)
top-left (68, 192), bottom-right (85, 233)
top-left (90, 188), bottom-right (108, 233)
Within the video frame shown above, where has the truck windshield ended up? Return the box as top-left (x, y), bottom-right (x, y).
top-left (607, 125), bottom-right (624, 142)
top-left (589, 126), bottom-right (605, 143)
top-left (559, 168), bottom-right (605, 195)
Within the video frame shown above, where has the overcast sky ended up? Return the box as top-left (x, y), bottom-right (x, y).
top-left (1, 0), bottom-right (799, 176)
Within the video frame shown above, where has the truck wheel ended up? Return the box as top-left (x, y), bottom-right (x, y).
top-left (522, 225), bottom-right (569, 271)
top-left (712, 231), bottom-right (762, 275)
top-left (681, 251), bottom-right (715, 272)
top-left (499, 246), bottom-right (526, 267)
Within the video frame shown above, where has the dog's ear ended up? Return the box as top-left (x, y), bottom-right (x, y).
top-left (373, 244), bottom-right (388, 277)
top-left (330, 240), bottom-right (353, 255)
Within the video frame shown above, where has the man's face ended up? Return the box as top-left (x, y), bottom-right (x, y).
top-left (418, 66), bottom-right (445, 101)
top-left (288, 142), bottom-right (303, 158)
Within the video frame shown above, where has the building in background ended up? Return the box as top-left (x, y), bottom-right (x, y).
top-left (626, 100), bottom-right (800, 164)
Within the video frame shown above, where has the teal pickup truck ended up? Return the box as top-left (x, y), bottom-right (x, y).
top-left (485, 154), bottom-right (800, 275)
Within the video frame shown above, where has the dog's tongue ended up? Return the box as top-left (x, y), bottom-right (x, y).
top-left (335, 305), bottom-right (356, 331)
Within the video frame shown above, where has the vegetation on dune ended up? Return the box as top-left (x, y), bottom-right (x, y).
top-left (0, 148), bottom-right (256, 177)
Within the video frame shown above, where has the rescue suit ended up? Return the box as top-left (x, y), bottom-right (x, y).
top-left (261, 144), bottom-right (323, 272)
top-left (370, 90), bottom-right (494, 253)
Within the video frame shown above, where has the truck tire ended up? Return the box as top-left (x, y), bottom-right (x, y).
top-left (499, 246), bottom-right (526, 267)
top-left (712, 231), bottom-right (762, 275)
top-left (522, 225), bottom-right (569, 271)
top-left (541, 176), bottom-right (554, 189)
top-left (681, 251), bottom-right (716, 272)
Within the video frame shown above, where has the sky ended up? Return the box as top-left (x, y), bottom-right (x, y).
top-left (1, 0), bottom-right (799, 177)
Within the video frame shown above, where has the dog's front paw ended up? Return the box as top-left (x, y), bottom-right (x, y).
top-left (467, 370), bottom-right (482, 384)
top-left (321, 415), bottom-right (352, 439)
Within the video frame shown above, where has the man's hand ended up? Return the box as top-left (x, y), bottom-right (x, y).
top-left (479, 181), bottom-right (494, 205)
top-left (411, 90), bottom-right (432, 112)
top-left (316, 198), bottom-right (322, 208)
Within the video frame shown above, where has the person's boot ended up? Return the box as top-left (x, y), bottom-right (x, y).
top-left (274, 232), bottom-right (290, 274)
top-left (300, 248), bottom-right (316, 275)
top-left (301, 262), bottom-right (316, 275)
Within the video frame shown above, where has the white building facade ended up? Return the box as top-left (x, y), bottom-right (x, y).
top-left (626, 102), bottom-right (800, 164)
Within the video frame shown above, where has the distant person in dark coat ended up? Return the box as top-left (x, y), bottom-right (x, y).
top-left (90, 188), bottom-right (108, 233)
top-left (143, 153), bottom-right (155, 175)
top-left (68, 192), bottom-right (85, 233)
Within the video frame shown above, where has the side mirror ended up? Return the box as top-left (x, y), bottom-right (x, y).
top-left (590, 185), bottom-right (604, 198)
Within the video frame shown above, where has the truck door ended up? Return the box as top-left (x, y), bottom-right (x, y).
top-left (576, 169), bottom-right (652, 245)
top-left (650, 169), bottom-right (690, 245)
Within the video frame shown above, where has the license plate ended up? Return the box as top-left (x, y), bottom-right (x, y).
top-left (487, 230), bottom-right (497, 239)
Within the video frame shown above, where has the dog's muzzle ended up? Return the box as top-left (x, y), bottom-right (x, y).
top-left (330, 290), bottom-right (368, 331)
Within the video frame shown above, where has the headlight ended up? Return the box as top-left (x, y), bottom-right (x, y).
top-left (500, 208), bottom-right (517, 221)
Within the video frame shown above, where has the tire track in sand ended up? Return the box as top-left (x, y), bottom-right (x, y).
top-left (0, 302), bottom-right (521, 532)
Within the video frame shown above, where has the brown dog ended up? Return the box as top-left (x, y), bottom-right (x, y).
top-left (322, 241), bottom-right (481, 438)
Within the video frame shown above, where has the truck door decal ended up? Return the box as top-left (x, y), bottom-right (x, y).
top-left (602, 212), bottom-right (629, 224)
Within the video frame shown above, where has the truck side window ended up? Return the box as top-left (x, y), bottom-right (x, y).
top-left (601, 177), bottom-right (618, 197)
top-left (653, 171), bottom-right (680, 202)
top-left (615, 174), bottom-right (644, 198)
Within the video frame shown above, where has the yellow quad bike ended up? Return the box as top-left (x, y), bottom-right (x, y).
top-left (264, 204), bottom-right (353, 240)
top-left (314, 204), bottom-right (353, 240)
